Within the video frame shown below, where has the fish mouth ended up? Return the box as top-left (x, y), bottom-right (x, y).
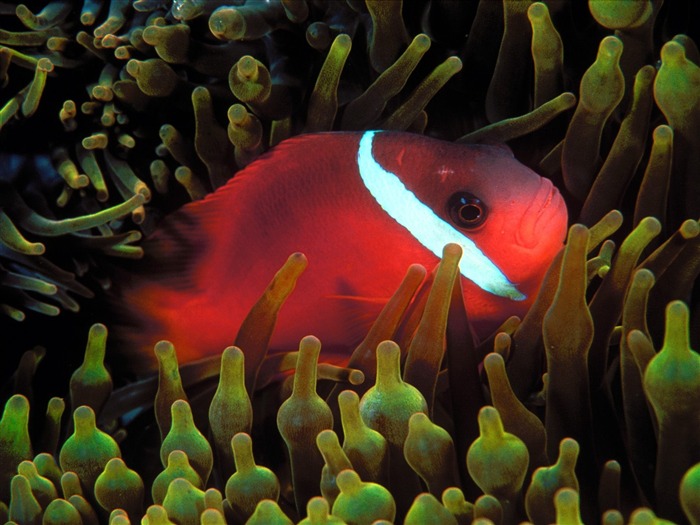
top-left (516, 178), bottom-right (567, 250)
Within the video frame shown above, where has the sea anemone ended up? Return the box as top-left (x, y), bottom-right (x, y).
top-left (1, 0), bottom-right (699, 523)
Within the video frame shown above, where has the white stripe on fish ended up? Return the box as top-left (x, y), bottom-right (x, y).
top-left (357, 130), bottom-right (526, 301)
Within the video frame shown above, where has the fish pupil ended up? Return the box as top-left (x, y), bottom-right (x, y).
top-left (448, 192), bottom-right (486, 228)
top-left (459, 204), bottom-right (481, 222)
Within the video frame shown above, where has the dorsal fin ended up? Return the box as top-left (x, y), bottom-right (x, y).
top-left (172, 131), bottom-right (354, 216)
top-left (130, 132), bottom-right (354, 291)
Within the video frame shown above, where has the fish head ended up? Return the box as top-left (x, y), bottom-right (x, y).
top-left (361, 131), bottom-right (568, 337)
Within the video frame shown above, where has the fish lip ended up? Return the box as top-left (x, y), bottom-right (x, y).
top-left (516, 178), bottom-right (566, 249)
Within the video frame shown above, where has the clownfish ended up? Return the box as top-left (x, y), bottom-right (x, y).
top-left (113, 131), bottom-right (567, 368)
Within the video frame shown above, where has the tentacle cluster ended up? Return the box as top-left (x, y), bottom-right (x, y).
top-left (2, 226), bottom-right (700, 523)
top-left (0, 0), bottom-right (468, 322)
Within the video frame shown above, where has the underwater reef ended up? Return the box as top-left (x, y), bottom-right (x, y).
top-left (1, 0), bottom-right (700, 523)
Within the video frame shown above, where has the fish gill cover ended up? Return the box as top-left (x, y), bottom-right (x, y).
top-left (0, 0), bottom-right (699, 524)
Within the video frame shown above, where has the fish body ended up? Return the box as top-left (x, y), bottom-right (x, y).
top-left (114, 131), bottom-right (567, 367)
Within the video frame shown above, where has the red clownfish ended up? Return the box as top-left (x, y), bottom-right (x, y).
top-left (113, 131), bottom-right (567, 368)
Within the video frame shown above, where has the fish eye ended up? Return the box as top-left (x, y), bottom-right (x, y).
top-left (447, 192), bottom-right (487, 228)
